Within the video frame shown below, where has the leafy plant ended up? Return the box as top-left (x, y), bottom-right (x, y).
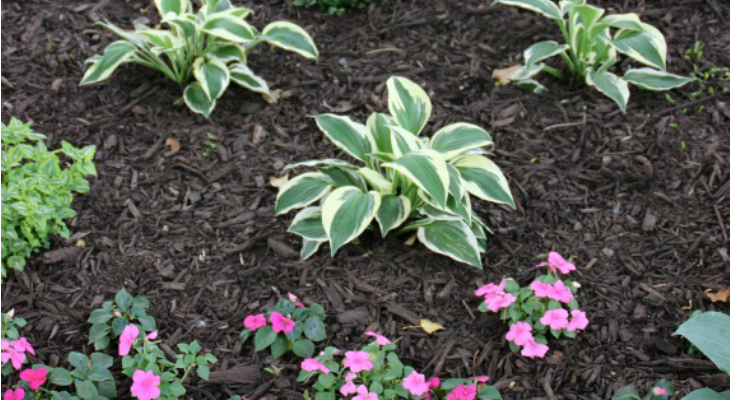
top-left (81, 0), bottom-right (319, 117)
top-left (241, 293), bottom-right (327, 359)
top-left (1, 118), bottom-right (97, 280)
top-left (87, 289), bottom-right (157, 351)
top-left (493, 0), bottom-right (695, 111)
top-left (1, 311), bottom-right (27, 342)
top-left (674, 311), bottom-right (730, 374)
top-left (612, 379), bottom-right (674, 400)
top-left (46, 352), bottom-right (119, 400)
top-left (275, 76), bottom-right (514, 268)
top-left (290, 0), bottom-right (377, 15)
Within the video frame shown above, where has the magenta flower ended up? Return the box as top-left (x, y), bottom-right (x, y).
top-left (269, 311), bottom-right (296, 333)
top-left (131, 370), bottom-right (161, 400)
top-left (549, 281), bottom-right (574, 303)
top-left (343, 351), bottom-right (373, 373)
top-left (19, 367), bottom-right (47, 390)
top-left (472, 376), bottom-right (490, 383)
top-left (520, 340), bottom-right (549, 359)
top-left (15, 338), bottom-right (35, 355)
top-left (540, 309), bottom-right (570, 330)
top-left (653, 386), bottom-right (668, 396)
top-left (288, 292), bottom-right (305, 308)
top-left (505, 322), bottom-right (534, 346)
top-left (403, 371), bottom-right (429, 396)
top-left (243, 314), bottom-right (267, 331)
top-left (567, 310), bottom-right (589, 331)
top-left (486, 292), bottom-right (516, 312)
top-left (475, 280), bottom-right (505, 297)
top-left (365, 331), bottom-right (391, 346)
top-left (340, 372), bottom-right (358, 396)
top-left (539, 252), bottom-right (576, 275)
top-left (428, 377), bottom-right (440, 388)
top-left (446, 384), bottom-right (477, 400)
top-left (530, 281), bottom-right (551, 297)
top-left (301, 358), bottom-right (330, 374)
top-left (119, 324), bottom-right (140, 356)
top-left (1, 339), bottom-right (27, 370)
top-left (3, 388), bottom-right (25, 400)
top-left (146, 331), bottom-right (158, 340)
top-left (352, 385), bottom-right (378, 400)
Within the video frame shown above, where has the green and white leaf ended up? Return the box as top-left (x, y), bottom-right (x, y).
top-left (262, 21), bottom-right (319, 60)
top-left (183, 82), bottom-right (216, 118)
top-left (357, 168), bottom-right (393, 193)
top-left (387, 76), bottom-right (432, 135)
top-left (314, 114), bottom-right (371, 162)
top-left (193, 58), bottom-right (230, 99)
top-left (390, 125), bottom-right (425, 158)
top-left (674, 311), bottom-right (730, 374)
top-left (376, 194), bottom-right (411, 237)
top-left (451, 154), bottom-right (515, 209)
top-left (623, 68), bottom-right (695, 91)
top-left (138, 28), bottom-right (183, 53)
top-left (522, 41), bottom-right (569, 66)
top-left (587, 69), bottom-right (630, 112)
top-left (275, 172), bottom-right (332, 215)
top-left (597, 13), bottom-right (644, 32)
top-left (300, 238), bottom-right (325, 261)
top-left (430, 123), bottom-right (493, 160)
top-left (321, 187), bottom-right (381, 255)
top-left (229, 63), bottom-right (269, 94)
top-left (288, 207), bottom-right (327, 241)
top-left (319, 166), bottom-right (367, 192)
top-left (81, 41), bottom-right (137, 85)
top-left (493, 0), bottom-right (562, 20)
top-left (203, 13), bottom-right (257, 43)
top-left (680, 389), bottom-right (730, 400)
top-left (366, 113), bottom-right (394, 155)
top-left (384, 149), bottom-right (450, 208)
top-left (417, 219), bottom-right (482, 268)
top-left (155, 0), bottom-right (189, 17)
top-left (610, 24), bottom-right (667, 71)
top-left (283, 159), bottom-right (357, 172)
top-left (208, 44), bottom-right (247, 64)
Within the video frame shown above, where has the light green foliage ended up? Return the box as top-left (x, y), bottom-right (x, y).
top-left (290, 0), bottom-right (378, 15)
top-left (494, 0), bottom-right (695, 111)
top-left (683, 41), bottom-right (729, 100)
top-left (87, 288), bottom-right (158, 351)
top-left (47, 352), bottom-right (118, 400)
top-left (81, 0), bottom-right (318, 117)
top-left (1, 311), bottom-right (27, 341)
top-left (276, 76), bottom-right (514, 268)
top-left (674, 311), bottom-right (730, 374)
top-left (612, 379), bottom-right (674, 400)
top-left (1, 118), bottom-right (97, 280)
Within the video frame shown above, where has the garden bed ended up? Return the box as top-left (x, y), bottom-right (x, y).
top-left (2, 0), bottom-right (729, 398)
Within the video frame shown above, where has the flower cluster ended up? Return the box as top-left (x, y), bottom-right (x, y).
top-left (612, 378), bottom-right (675, 400)
top-left (1, 337), bottom-right (34, 370)
top-left (476, 251), bottom-right (589, 359)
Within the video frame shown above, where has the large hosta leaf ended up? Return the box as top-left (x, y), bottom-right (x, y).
top-left (183, 82), bottom-right (216, 118)
top-left (623, 68), bottom-right (695, 91)
top-left (451, 155), bottom-right (515, 209)
top-left (357, 168), bottom-right (392, 193)
top-left (283, 159), bottom-right (357, 172)
top-left (81, 41), bottom-right (137, 85)
top-left (300, 238), bottom-right (325, 261)
top-left (155, 0), bottom-right (189, 16)
top-left (193, 58), bottom-right (230, 100)
top-left (262, 21), bottom-right (319, 60)
top-left (587, 69), bottom-right (630, 112)
top-left (366, 113), bottom-right (394, 155)
top-left (597, 13), bottom-right (644, 31)
top-left (229, 63), bottom-right (270, 94)
top-left (321, 187), bottom-right (381, 255)
top-left (430, 123), bottom-right (493, 160)
top-left (387, 77), bottom-right (432, 135)
top-left (522, 41), bottom-right (569, 66)
top-left (318, 166), bottom-right (367, 192)
top-left (674, 311), bottom-right (730, 374)
top-left (288, 207), bottom-right (327, 241)
top-left (208, 44), bottom-right (246, 64)
top-left (417, 219), bottom-right (482, 268)
top-left (389, 126), bottom-right (424, 158)
top-left (384, 150), bottom-right (450, 208)
top-left (493, 0), bottom-right (562, 20)
top-left (203, 13), bottom-right (257, 43)
top-left (376, 194), bottom-right (411, 237)
top-left (681, 389), bottom-right (730, 400)
top-left (275, 172), bottom-right (332, 215)
top-left (314, 114), bottom-right (371, 163)
top-left (611, 24), bottom-right (667, 71)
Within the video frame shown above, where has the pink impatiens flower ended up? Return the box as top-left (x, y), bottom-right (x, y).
top-left (486, 292), bottom-right (517, 312)
top-left (131, 370), bottom-right (161, 400)
top-left (301, 358), bottom-right (330, 374)
top-left (3, 387), bottom-right (25, 400)
top-left (567, 310), bottom-right (589, 331)
top-left (269, 311), bottom-right (296, 333)
top-left (19, 367), bottom-right (47, 390)
top-left (549, 281), bottom-right (574, 303)
top-left (402, 371), bottom-right (429, 396)
top-left (340, 372), bottom-right (358, 396)
top-left (15, 338), bottom-right (35, 355)
top-left (1, 339), bottom-right (27, 370)
top-left (446, 384), bottom-right (477, 400)
top-left (539, 252), bottom-right (576, 275)
top-left (119, 324), bottom-right (140, 356)
top-left (653, 386), bottom-right (668, 396)
top-left (343, 351), bottom-right (373, 373)
top-left (540, 309), bottom-right (570, 330)
top-left (243, 314), bottom-right (267, 331)
top-left (365, 331), bottom-right (391, 346)
top-left (428, 377), bottom-right (440, 388)
top-left (352, 385), bottom-right (379, 400)
top-left (288, 293), bottom-right (305, 308)
top-left (520, 339), bottom-right (549, 359)
top-left (474, 280), bottom-right (505, 297)
top-left (530, 281), bottom-right (551, 297)
top-left (505, 322), bottom-right (534, 346)
top-left (146, 331), bottom-right (158, 340)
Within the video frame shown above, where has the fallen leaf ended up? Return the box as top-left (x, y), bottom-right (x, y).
top-left (270, 174), bottom-right (289, 189)
top-left (681, 299), bottom-right (693, 311)
top-left (492, 65), bottom-right (521, 86)
top-left (404, 232), bottom-right (417, 246)
top-left (165, 138), bottom-right (181, 154)
top-left (76, 239), bottom-right (86, 248)
top-left (262, 89), bottom-right (283, 104)
top-left (705, 288), bottom-right (730, 303)
top-left (252, 125), bottom-right (268, 146)
top-left (51, 78), bottom-right (64, 94)
top-left (420, 318), bottom-right (445, 334)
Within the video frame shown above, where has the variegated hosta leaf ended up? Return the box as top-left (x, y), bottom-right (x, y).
top-left (597, 13), bottom-right (644, 31)
top-left (275, 172), bottom-right (332, 215)
top-left (262, 21), bottom-right (319, 60)
top-left (366, 113), bottom-right (394, 155)
top-left (155, 0), bottom-right (189, 17)
top-left (451, 154), bottom-right (515, 209)
top-left (163, 14), bottom-right (198, 40)
top-left (202, 12), bottom-right (257, 43)
top-left (138, 28), bottom-right (183, 53)
top-left (610, 24), bottom-right (667, 71)
top-left (202, 0), bottom-right (234, 14)
top-left (493, 0), bottom-right (562, 20)
top-left (417, 219), bottom-right (482, 268)
top-left (209, 44), bottom-right (247, 64)
top-left (623, 68), bottom-right (695, 91)
top-left (300, 238), bottom-right (325, 261)
top-left (193, 58), bottom-right (230, 100)
top-left (357, 168), bottom-right (393, 193)
top-left (314, 114), bottom-right (371, 163)
top-left (387, 76), bottom-right (432, 135)
top-left (229, 63), bottom-right (270, 94)
top-left (419, 189), bottom-right (472, 226)
top-left (559, 0), bottom-right (586, 15)
top-left (80, 41), bottom-right (137, 85)
top-left (446, 193), bottom-right (472, 225)
top-left (384, 149), bottom-right (450, 208)
top-left (390, 125), bottom-right (425, 158)
top-left (321, 187), bottom-right (381, 255)
top-left (376, 194), bottom-right (411, 237)
top-left (183, 82), bottom-right (216, 118)
top-left (586, 69), bottom-right (630, 112)
top-left (282, 159), bottom-right (357, 172)
top-left (430, 123), bottom-right (493, 160)
top-left (288, 207), bottom-right (327, 241)
top-left (318, 166), bottom-right (367, 192)
top-left (446, 164), bottom-right (464, 200)
top-left (522, 41), bottom-right (569, 66)
top-left (571, 4), bottom-right (604, 30)
top-left (99, 21), bottom-right (146, 47)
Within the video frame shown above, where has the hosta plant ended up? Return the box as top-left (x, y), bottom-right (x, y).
top-left (1, 118), bottom-right (97, 280)
top-left (275, 76), bottom-right (515, 268)
top-left (493, 0), bottom-right (695, 111)
top-left (81, 0), bottom-right (319, 117)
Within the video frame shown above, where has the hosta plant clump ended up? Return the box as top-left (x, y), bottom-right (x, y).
top-left (493, 0), bottom-right (695, 111)
top-left (275, 76), bottom-right (515, 268)
top-left (81, 0), bottom-right (318, 117)
top-left (1, 118), bottom-right (97, 280)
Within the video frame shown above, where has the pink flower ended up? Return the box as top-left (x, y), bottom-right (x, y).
top-left (301, 358), bottom-right (330, 374)
top-left (539, 252), bottom-right (576, 275)
top-left (472, 376), bottom-right (490, 383)
top-left (446, 384), bottom-right (477, 400)
top-left (520, 340), bottom-right (549, 359)
top-left (3, 388), bottom-right (25, 400)
top-left (403, 371), bottom-right (429, 396)
top-left (505, 322), bottom-right (534, 346)
top-left (146, 331), bottom-right (158, 340)
top-left (532, 280), bottom-right (573, 303)
top-left (428, 377), bottom-right (440, 388)
top-left (352, 385), bottom-right (378, 400)
top-left (119, 325), bottom-right (140, 356)
top-left (475, 280), bottom-right (505, 297)
top-left (15, 338), bottom-right (35, 355)
top-left (653, 386), bottom-right (668, 396)
top-left (567, 310), bottom-right (589, 331)
top-left (365, 331), bottom-right (391, 346)
top-left (269, 311), bottom-right (296, 334)
top-left (1, 339), bottom-right (27, 370)
top-left (243, 314), bottom-right (267, 331)
top-left (340, 380), bottom-right (358, 396)
top-left (131, 370), bottom-right (161, 400)
top-left (19, 367), bottom-right (47, 390)
top-left (343, 351), bottom-right (373, 373)
top-left (540, 309), bottom-right (570, 330)
top-left (288, 293), bottom-right (305, 308)
top-left (530, 281), bottom-right (551, 297)
top-left (486, 292), bottom-right (516, 312)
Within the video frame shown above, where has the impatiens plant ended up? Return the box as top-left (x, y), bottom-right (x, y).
top-left (241, 293), bottom-right (327, 359)
top-left (298, 333), bottom-right (503, 399)
top-left (275, 76), bottom-right (515, 268)
top-left (290, 0), bottom-right (377, 15)
top-left (476, 251), bottom-right (589, 359)
top-left (613, 379), bottom-right (674, 400)
top-left (493, 0), bottom-right (695, 111)
top-left (1, 118), bottom-right (97, 280)
top-left (81, 0), bottom-right (319, 117)
top-left (88, 288), bottom-right (157, 351)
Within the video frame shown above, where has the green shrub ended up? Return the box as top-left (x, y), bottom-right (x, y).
top-left (1, 118), bottom-right (97, 280)
top-left (290, 0), bottom-right (378, 15)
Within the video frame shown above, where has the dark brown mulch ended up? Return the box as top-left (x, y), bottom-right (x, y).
top-left (2, 0), bottom-right (729, 398)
